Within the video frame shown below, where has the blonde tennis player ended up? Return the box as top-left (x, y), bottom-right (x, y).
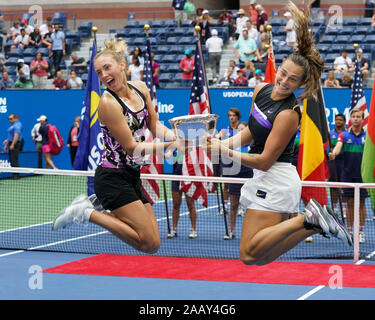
top-left (52, 38), bottom-right (184, 254)
top-left (207, 1), bottom-right (352, 266)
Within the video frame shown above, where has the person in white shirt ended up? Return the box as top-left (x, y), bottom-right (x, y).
top-left (12, 28), bottom-right (29, 50)
top-left (234, 8), bottom-right (249, 40)
top-left (21, 19), bottom-right (34, 35)
top-left (244, 20), bottom-right (259, 43)
top-left (39, 17), bottom-right (53, 36)
top-left (67, 70), bottom-right (83, 89)
top-left (248, 68), bottom-right (264, 88)
top-left (334, 49), bottom-right (355, 73)
top-left (127, 55), bottom-right (144, 81)
top-left (283, 12), bottom-right (296, 46)
top-left (10, 21), bottom-right (21, 40)
top-left (16, 59), bottom-right (30, 80)
top-left (205, 29), bottom-right (224, 82)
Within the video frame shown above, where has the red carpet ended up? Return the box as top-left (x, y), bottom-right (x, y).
top-left (44, 254), bottom-right (375, 288)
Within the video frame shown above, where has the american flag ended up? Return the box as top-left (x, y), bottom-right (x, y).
top-left (140, 38), bottom-right (163, 205)
top-left (349, 55), bottom-right (369, 130)
top-left (180, 41), bottom-right (214, 207)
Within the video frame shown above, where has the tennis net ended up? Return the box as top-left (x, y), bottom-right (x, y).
top-left (0, 167), bottom-right (374, 261)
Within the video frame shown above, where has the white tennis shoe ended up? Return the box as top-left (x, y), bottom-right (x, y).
top-left (52, 194), bottom-right (94, 230)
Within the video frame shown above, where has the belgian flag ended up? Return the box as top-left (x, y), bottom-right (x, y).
top-left (297, 86), bottom-right (329, 205)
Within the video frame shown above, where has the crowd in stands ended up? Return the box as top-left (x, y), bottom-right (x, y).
top-left (0, 1), bottom-right (374, 90)
top-left (0, 12), bottom-right (87, 90)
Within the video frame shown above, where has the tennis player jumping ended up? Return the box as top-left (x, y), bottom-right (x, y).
top-left (52, 38), bottom-right (183, 254)
top-left (206, 1), bottom-right (352, 266)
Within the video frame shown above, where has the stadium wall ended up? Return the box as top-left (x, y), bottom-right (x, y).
top-left (0, 88), bottom-right (371, 172)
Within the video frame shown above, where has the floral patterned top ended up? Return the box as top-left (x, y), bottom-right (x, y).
top-left (100, 82), bottom-right (149, 170)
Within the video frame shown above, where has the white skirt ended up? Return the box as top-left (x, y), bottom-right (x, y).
top-left (239, 162), bottom-right (301, 214)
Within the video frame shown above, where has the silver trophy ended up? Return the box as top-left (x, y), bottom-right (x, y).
top-left (168, 114), bottom-right (219, 146)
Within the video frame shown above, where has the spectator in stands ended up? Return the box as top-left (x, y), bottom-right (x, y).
top-left (333, 49), bottom-right (354, 73)
top-left (248, 68), bottom-right (264, 88)
top-left (28, 26), bottom-right (43, 49)
top-left (41, 24), bottom-right (53, 53)
top-left (127, 55), bottom-right (144, 81)
top-left (255, 4), bottom-right (268, 31)
top-left (70, 54), bottom-right (88, 75)
top-left (67, 116), bottom-right (80, 166)
top-left (205, 29), bottom-right (224, 83)
top-left (193, 7), bottom-right (204, 25)
top-left (197, 9), bottom-right (213, 44)
top-left (0, 12), bottom-right (7, 45)
top-left (233, 28), bottom-right (258, 67)
top-left (11, 28), bottom-right (30, 51)
top-left (372, 13), bottom-right (375, 26)
top-left (150, 52), bottom-right (160, 88)
top-left (127, 46), bottom-right (144, 66)
top-left (2, 113), bottom-right (24, 179)
top-left (38, 115), bottom-right (58, 170)
top-left (172, 0), bottom-right (187, 28)
top-left (10, 21), bottom-right (21, 40)
top-left (0, 57), bottom-right (4, 73)
top-left (67, 69), bottom-right (83, 89)
top-left (244, 20), bottom-right (259, 43)
top-left (179, 48), bottom-right (195, 87)
top-left (248, 0), bottom-right (259, 24)
top-left (21, 19), bottom-right (34, 34)
top-left (309, 0), bottom-right (321, 20)
top-left (357, 48), bottom-right (370, 80)
top-left (218, 67), bottom-right (235, 87)
top-left (234, 8), bottom-right (249, 40)
top-left (219, 8), bottom-right (235, 39)
top-left (284, 11), bottom-right (296, 47)
top-left (51, 24), bottom-right (66, 76)
top-left (15, 59), bottom-right (33, 89)
top-left (339, 71), bottom-right (353, 88)
top-left (40, 17), bottom-right (53, 36)
top-left (0, 71), bottom-right (15, 90)
top-left (256, 31), bottom-right (268, 64)
top-left (234, 68), bottom-right (248, 86)
top-left (51, 70), bottom-right (67, 90)
top-left (165, 148), bottom-right (198, 239)
top-left (223, 59), bottom-right (239, 80)
top-left (324, 71), bottom-right (341, 88)
top-left (329, 108), bottom-right (368, 244)
top-left (243, 59), bottom-right (255, 79)
top-left (364, 0), bottom-right (375, 18)
top-left (30, 52), bottom-right (49, 89)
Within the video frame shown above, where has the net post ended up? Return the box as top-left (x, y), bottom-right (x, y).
top-left (353, 184), bottom-right (360, 261)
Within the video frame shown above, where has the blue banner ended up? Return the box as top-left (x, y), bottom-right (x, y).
top-left (72, 42), bottom-right (103, 194)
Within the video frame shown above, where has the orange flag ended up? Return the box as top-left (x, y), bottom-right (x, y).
top-left (264, 43), bottom-right (277, 83)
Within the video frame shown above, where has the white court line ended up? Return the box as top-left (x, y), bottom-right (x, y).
top-left (297, 285), bottom-right (325, 300)
top-left (0, 204), bottom-right (219, 258)
top-left (296, 248), bottom-right (375, 300)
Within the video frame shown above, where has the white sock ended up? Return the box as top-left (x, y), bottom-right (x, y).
top-left (83, 207), bottom-right (94, 222)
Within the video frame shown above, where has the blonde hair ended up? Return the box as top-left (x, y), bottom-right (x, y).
top-left (94, 37), bottom-right (128, 64)
top-left (350, 108), bottom-right (364, 118)
top-left (283, 1), bottom-right (325, 101)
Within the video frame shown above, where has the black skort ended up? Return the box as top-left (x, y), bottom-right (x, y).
top-left (94, 165), bottom-right (149, 211)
